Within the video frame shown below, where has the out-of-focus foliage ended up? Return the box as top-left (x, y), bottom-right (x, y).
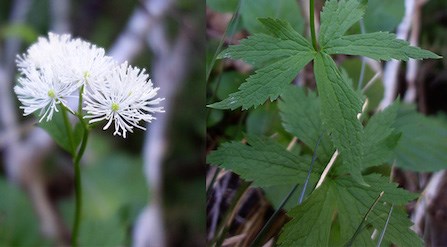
top-left (0, 178), bottom-right (51, 246)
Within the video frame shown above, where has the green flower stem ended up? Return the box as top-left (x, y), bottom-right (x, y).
top-left (309, 0), bottom-right (318, 51)
top-left (71, 84), bottom-right (89, 247)
top-left (71, 122), bottom-right (89, 247)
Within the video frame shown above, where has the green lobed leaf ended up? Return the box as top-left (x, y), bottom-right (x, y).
top-left (362, 101), bottom-right (401, 168)
top-left (207, 135), bottom-right (317, 187)
top-left (278, 174), bottom-right (421, 247)
top-left (218, 34), bottom-right (309, 68)
top-left (392, 105), bottom-right (447, 172)
top-left (240, 0), bottom-right (304, 34)
top-left (210, 18), bottom-right (314, 110)
top-left (278, 85), bottom-right (335, 164)
top-left (319, 0), bottom-right (366, 47)
top-left (324, 32), bottom-right (442, 61)
top-left (314, 52), bottom-right (365, 185)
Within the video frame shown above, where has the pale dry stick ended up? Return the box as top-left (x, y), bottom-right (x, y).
top-left (412, 171), bottom-right (447, 235)
top-left (222, 233), bottom-right (247, 246)
top-left (287, 137), bottom-right (298, 151)
top-left (404, 0), bottom-right (428, 103)
top-left (208, 173), bottom-right (232, 241)
top-left (362, 72), bottom-right (382, 93)
top-left (378, 0), bottom-right (416, 110)
top-left (315, 150), bottom-right (339, 189)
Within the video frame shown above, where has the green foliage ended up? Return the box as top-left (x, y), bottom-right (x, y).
top-left (240, 0), bottom-right (304, 34)
top-left (0, 23), bottom-right (38, 44)
top-left (59, 137), bottom-right (148, 246)
top-left (209, 18), bottom-right (314, 109)
top-left (208, 0), bottom-right (442, 245)
top-left (314, 52), bottom-right (365, 185)
top-left (278, 175), bottom-right (421, 247)
top-left (278, 86), bottom-right (334, 164)
top-left (207, 135), bottom-right (318, 187)
top-left (393, 105), bottom-right (447, 171)
top-left (318, 0), bottom-right (366, 47)
top-left (363, 0), bottom-right (404, 32)
top-left (324, 32), bottom-right (441, 61)
top-left (0, 178), bottom-right (51, 246)
top-left (362, 102), bottom-right (401, 168)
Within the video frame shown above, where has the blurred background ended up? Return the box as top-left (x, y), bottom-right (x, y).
top-left (206, 0), bottom-right (447, 246)
top-left (0, 0), bottom-right (204, 246)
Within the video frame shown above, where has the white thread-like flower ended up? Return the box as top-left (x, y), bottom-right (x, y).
top-left (17, 32), bottom-right (116, 86)
top-left (60, 37), bottom-right (117, 86)
top-left (14, 66), bottom-right (79, 122)
top-left (83, 62), bottom-right (164, 138)
top-left (15, 33), bottom-right (117, 121)
top-left (16, 33), bottom-right (71, 71)
top-left (15, 33), bottom-right (164, 137)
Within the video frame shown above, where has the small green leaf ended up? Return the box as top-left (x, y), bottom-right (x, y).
top-left (207, 135), bottom-right (317, 187)
top-left (38, 109), bottom-right (75, 155)
top-left (210, 18), bottom-right (314, 110)
top-left (324, 32), bottom-right (442, 61)
top-left (319, 0), bottom-right (366, 47)
top-left (278, 174), bottom-right (421, 247)
top-left (314, 52), bottom-right (365, 185)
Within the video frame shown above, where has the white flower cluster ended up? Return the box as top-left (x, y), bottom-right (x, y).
top-left (15, 33), bottom-right (164, 138)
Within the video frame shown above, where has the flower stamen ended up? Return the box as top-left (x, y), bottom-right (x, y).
top-left (111, 102), bottom-right (120, 112)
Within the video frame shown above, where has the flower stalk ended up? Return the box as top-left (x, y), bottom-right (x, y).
top-left (310, 0), bottom-right (318, 51)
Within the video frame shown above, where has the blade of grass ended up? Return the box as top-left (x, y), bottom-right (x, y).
top-left (345, 191), bottom-right (385, 247)
top-left (206, 0), bottom-right (242, 81)
top-left (298, 132), bottom-right (323, 204)
top-left (376, 204), bottom-right (394, 247)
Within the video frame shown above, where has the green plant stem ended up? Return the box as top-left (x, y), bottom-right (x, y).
top-left (309, 0), bottom-right (318, 51)
top-left (71, 84), bottom-right (89, 247)
top-left (71, 124), bottom-right (89, 247)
